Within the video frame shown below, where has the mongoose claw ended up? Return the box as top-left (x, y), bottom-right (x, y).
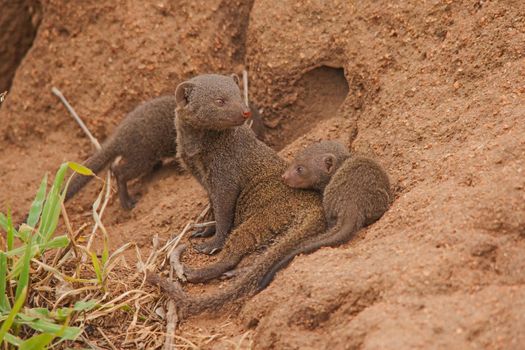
top-left (193, 237), bottom-right (225, 255)
top-left (190, 225), bottom-right (216, 238)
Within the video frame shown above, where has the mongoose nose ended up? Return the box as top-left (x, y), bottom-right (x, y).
top-left (243, 110), bottom-right (252, 119)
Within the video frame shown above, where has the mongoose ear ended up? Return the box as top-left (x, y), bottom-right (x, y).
top-left (231, 73), bottom-right (240, 86)
top-left (323, 154), bottom-right (336, 174)
top-left (175, 82), bottom-right (195, 107)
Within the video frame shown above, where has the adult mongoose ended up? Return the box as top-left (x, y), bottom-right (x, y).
top-left (64, 96), bottom-right (179, 210)
top-left (190, 101), bottom-right (265, 239)
top-left (259, 140), bottom-right (392, 288)
top-left (147, 74), bottom-right (325, 318)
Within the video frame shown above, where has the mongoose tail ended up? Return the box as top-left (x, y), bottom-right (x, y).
top-left (258, 205), bottom-right (364, 290)
top-left (149, 212), bottom-right (324, 319)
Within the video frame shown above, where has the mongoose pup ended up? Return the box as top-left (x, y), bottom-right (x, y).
top-left (147, 74), bottom-right (325, 318)
top-left (65, 96), bottom-right (178, 210)
top-left (258, 140), bottom-right (392, 288)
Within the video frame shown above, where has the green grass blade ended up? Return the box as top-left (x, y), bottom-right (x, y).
top-left (6, 235), bottom-right (69, 258)
top-left (90, 252), bottom-right (103, 285)
top-left (15, 224), bottom-right (31, 243)
top-left (18, 333), bottom-right (56, 350)
top-left (67, 161), bottom-right (94, 176)
top-left (101, 240), bottom-right (109, 268)
top-left (8, 236), bottom-right (69, 280)
top-left (3, 332), bottom-right (23, 347)
top-left (6, 208), bottom-right (14, 251)
top-left (73, 300), bottom-right (97, 312)
top-left (39, 163), bottom-right (68, 243)
top-left (0, 212), bottom-right (6, 231)
top-left (0, 252), bottom-right (9, 311)
top-left (0, 286), bottom-right (27, 343)
top-left (27, 174), bottom-right (48, 228)
top-left (15, 232), bottom-right (32, 301)
top-left (17, 316), bottom-right (80, 340)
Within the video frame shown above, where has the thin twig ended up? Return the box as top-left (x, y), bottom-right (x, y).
top-left (242, 70), bottom-right (249, 107)
top-left (163, 301), bottom-right (179, 350)
top-left (242, 70), bottom-right (254, 128)
top-left (51, 86), bottom-right (113, 263)
top-left (192, 221), bottom-right (216, 228)
top-left (97, 327), bottom-right (119, 350)
top-left (52, 87), bottom-right (101, 150)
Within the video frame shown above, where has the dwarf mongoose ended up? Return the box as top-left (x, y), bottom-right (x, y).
top-left (147, 74), bottom-right (325, 318)
top-left (190, 102), bottom-right (265, 239)
top-left (258, 140), bottom-right (392, 288)
top-left (65, 96), bottom-right (178, 210)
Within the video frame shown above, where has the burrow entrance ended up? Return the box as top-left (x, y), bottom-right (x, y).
top-left (267, 66), bottom-right (349, 149)
top-left (0, 1), bottom-right (41, 96)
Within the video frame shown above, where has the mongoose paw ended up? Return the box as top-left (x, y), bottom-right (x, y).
top-left (191, 225), bottom-right (216, 238)
top-left (122, 197), bottom-right (138, 210)
top-left (169, 244), bottom-right (188, 282)
top-left (193, 236), bottom-right (225, 255)
top-left (220, 267), bottom-right (250, 280)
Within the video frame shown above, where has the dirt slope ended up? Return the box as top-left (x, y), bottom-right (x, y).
top-left (1, 0), bottom-right (524, 349)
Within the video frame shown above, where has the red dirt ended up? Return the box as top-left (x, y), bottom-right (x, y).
top-left (1, 0), bottom-right (524, 348)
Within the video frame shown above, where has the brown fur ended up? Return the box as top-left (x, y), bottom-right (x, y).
top-left (260, 141), bottom-right (392, 288)
top-left (148, 74), bottom-right (325, 318)
top-left (65, 96), bottom-right (178, 209)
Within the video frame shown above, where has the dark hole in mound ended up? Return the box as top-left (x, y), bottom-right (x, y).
top-left (272, 66), bottom-right (349, 149)
top-left (0, 0), bottom-right (41, 98)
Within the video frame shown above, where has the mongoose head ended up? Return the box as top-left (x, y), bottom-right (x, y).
top-left (282, 141), bottom-right (350, 191)
top-left (175, 74), bottom-right (251, 130)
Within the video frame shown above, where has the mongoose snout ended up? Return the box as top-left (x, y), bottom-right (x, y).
top-left (281, 169), bottom-right (297, 186)
top-left (282, 164), bottom-right (314, 189)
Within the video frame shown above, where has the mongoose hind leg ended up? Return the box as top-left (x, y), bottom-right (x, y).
top-left (115, 176), bottom-right (136, 210)
top-left (220, 266), bottom-right (251, 280)
top-left (193, 233), bottom-right (226, 255)
top-left (181, 216), bottom-right (267, 283)
top-left (178, 248), bottom-right (243, 283)
top-left (111, 157), bottom-right (155, 210)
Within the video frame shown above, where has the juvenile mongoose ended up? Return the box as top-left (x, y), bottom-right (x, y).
top-left (147, 74), bottom-right (325, 318)
top-left (259, 140), bottom-right (392, 288)
top-left (65, 96), bottom-right (178, 210)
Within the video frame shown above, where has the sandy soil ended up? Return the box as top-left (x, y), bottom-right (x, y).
top-left (1, 0), bottom-right (524, 349)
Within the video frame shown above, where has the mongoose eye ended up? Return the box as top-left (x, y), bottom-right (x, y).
top-left (215, 98), bottom-right (225, 107)
top-left (296, 166), bottom-right (304, 175)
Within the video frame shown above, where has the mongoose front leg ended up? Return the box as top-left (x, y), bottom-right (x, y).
top-left (193, 184), bottom-right (239, 255)
top-left (171, 244), bottom-right (240, 283)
